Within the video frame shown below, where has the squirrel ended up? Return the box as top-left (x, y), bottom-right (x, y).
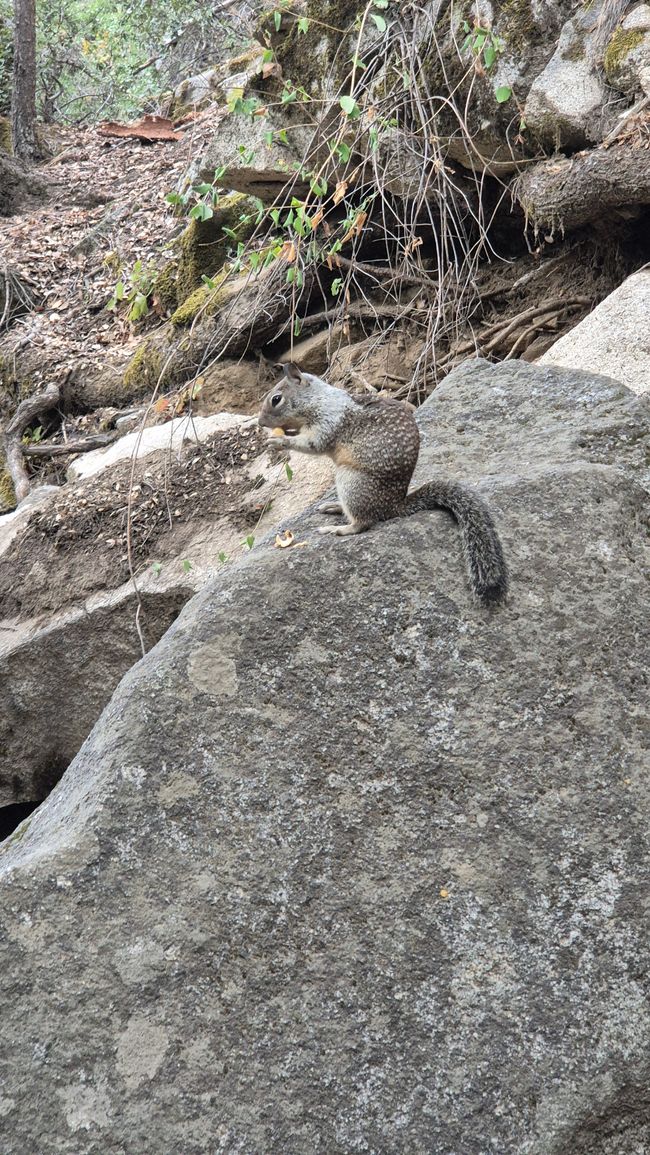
top-left (258, 363), bottom-right (508, 606)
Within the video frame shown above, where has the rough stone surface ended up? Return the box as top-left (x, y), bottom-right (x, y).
top-left (524, 15), bottom-right (613, 148)
top-left (605, 14), bottom-right (650, 96)
top-left (0, 432), bottom-right (332, 806)
top-left (541, 269), bottom-right (650, 394)
top-left (190, 101), bottom-right (312, 201)
top-left (1, 360), bottom-right (650, 1154)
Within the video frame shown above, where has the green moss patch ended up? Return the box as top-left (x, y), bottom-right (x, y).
top-left (154, 261), bottom-right (180, 313)
top-left (604, 28), bottom-right (645, 80)
top-left (170, 273), bottom-right (231, 327)
top-left (0, 458), bottom-right (16, 512)
top-left (122, 340), bottom-right (165, 394)
top-left (0, 115), bottom-right (11, 153)
top-left (176, 193), bottom-right (260, 304)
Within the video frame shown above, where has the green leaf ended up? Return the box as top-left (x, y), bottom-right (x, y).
top-left (273, 9), bottom-right (282, 30)
top-left (151, 562), bottom-right (162, 576)
top-left (285, 461), bottom-right (294, 480)
top-left (129, 293), bottom-right (149, 321)
top-left (331, 277), bottom-right (343, 295)
top-left (182, 559), bottom-right (193, 573)
top-left (370, 13), bottom-right (386, 32)
top-left (495, 85), bottom-right (512, 103)
top-left (483, 41), bottom-right (496, 69)
top-left (189, 203), bottom-right (214, 221)
top-left (165, 192), bottom-right (184, 205)
top-left (373, 0), bottom-right (389, 7)
top-left (195, 182), bottom-right (213, 195)
top-left (243, 534), bottom-right (255, 550)
top-left (218, 551), bottom-right (229, 563)
top-left (115, 280), bottom-right (125, 300)
top-left (297, 16), bottom-right (310, 33)
top-left (201, 275), bottom-right (217, 289)
top-left (335, 141), bottom-right (351, 163)
top-left (340, 95), bottom-right (359, 117)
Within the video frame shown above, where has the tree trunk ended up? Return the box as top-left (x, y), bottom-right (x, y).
top-left (11, 0), bottom-right (37, 160)
top-left (0, 148), bottom-right (42, 214)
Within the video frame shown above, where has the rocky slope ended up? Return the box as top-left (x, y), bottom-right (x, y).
top-left (1, 358), bottom-right (648, 1154)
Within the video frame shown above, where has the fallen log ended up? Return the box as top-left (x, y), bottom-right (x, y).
top-left (515, 139), bottom-right (650, 232)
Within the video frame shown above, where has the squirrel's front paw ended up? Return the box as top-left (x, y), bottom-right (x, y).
top-left (266, 434), bottom-right (290, 459)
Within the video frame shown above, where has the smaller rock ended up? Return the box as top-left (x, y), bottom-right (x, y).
top-left (114, 409), bottom-right (147, 432)
top-left (67, 412), bottom-right (251, 482)
top-left (274, 325), bottom-right (359, 376)
top-left (540, 268), bottom-right (650, 394)
top-left (524, 16), bottom-right (613, 148)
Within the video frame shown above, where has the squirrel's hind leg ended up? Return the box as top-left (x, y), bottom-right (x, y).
top-left (318, 501), bottom-right (343, 514)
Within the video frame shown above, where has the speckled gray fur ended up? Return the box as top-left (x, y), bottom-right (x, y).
top-left (1, 359), bottom-right (649, 1155)
top-left (259, 365), bottom-right (507, 602)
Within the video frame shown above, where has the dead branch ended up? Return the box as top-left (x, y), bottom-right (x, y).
top-left (515, 142), bottom-right (650, 232)
top-left (3, 384), bottom-right (60, 503)
top-left (332, 253), bottom-right (438, 289)
top-left (22, 433), bottom-right (117, 457)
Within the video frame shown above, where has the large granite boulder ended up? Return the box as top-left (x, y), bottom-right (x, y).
top-left (1, 359), bottom-right (649, 1154)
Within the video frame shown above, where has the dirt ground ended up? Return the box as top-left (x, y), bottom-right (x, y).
top-left (0, 422), bottom-right (269, 619)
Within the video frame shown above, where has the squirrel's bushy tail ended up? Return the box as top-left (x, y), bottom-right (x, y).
top-left (406, 480), bottom-right (508, 606)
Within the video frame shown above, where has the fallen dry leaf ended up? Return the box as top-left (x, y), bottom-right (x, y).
top-left (275, 529), bottom-right (295, 548)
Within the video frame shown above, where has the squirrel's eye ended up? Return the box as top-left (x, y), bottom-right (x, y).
top-left (271, 394), bottom-right (283, 407)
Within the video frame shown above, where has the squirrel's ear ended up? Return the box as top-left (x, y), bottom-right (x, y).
top-left (282, 362), bottom-right (304, 384)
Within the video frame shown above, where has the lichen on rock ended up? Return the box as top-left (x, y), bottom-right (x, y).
top-left (604, 26), bottom-right (649, 95)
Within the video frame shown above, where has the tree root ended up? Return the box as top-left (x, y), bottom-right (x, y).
top-left (3, 385), bottom-right (60, 503)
